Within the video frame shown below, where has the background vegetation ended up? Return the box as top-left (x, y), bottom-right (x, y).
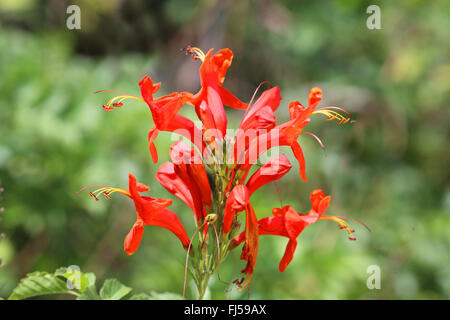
top-left (0, 0), bottom-right (448, 299)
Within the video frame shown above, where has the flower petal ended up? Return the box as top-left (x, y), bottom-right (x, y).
top-left (291, 142), bottom-right (307, 182)
top-left (246, 154), bottom-right (292, 196)
top-left (279, 239), bottom-right (297, 272)
top-left (218, 86), bottom-right (248, 109)
top-left (223, 185), bottom-right (249, 234)
top-left (124, 220), bottom-right (144, 255)
top-left (144, 208), bottom-right (190, 249)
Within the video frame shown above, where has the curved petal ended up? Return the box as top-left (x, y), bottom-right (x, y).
top-left (218, 86), bottom-right (248, 109)
top-left (200, 48), bottom-right (233, 87)
top-left (240, 203), bottom-right (259, 288)
top-left (283, 206), bottom-right (306, 239)
top-left (258, 216), bottom-right (285, 236)
top-left (206, 86), bottom-right (227, 137)
top-left (279, 239), bottom-right (297, 272)
top-left (145, 208), bottom-right (190, 248)
top-left (310, 189), bottom-right (326, 213)
top-left (291, 142), bottom-right (307, 182)
top-left (246, 154), bottom-right (292, 196)
top-left (155, 162), bottom-right (195, 213)
top-left (308, 86), bottom-right (322, 110)
top-left (223, 185), bottom-right (249, 234)
top-left (139, 76), bottom-right (156, 104)
top-left (124, 220), bottom-right (144, 255)
top-left (241, 86), bottom-right (281, 125)
top-left (148, 127), bottom-right (159, 163)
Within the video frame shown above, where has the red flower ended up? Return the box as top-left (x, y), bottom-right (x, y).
top-left (156, 141), bottom-right (212, 224)
top-left (232, 189), bottom-right (363, 272)
top-left (82, 173), bottom-right (190, 255)
top-left (238, 86), bottom-right (352, 182)
top-left (186, 47), bottom-right (248, 139)
top-left (232, 86), bottom-right (281, 164)
top-left (222, 154), bottom-right (292, 287)
top-left (139, 76), bottom-right (205, 163)
top-left (223, 154), bottom-right (291, 234)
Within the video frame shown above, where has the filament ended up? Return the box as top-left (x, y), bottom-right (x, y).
top-left (320, 215), bottom-right (356, 240)
top-left (183, 46), bottom-right (206, 62)
top-left (313, 106), bottom-right (354, 124)
top-left (79, 185), bottom-right (130, 199)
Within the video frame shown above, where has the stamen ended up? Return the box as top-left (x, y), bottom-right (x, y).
top-left (273, 182), bottom-right (283, 208)
top-left (95, 91), bottom-right (144, 112)
top-left (312, 106), bottom-right (354, 125)
top-left (301, 132), bottom-right (326, 151)
top-left (88, 192), bottom-right (99, 201)
top-left (321, 214), bottom-right (371, 241)
top-left (320, 216), bottom-right (356, 240)
top-left (102, 104), bottom-right (114, 112)
top-left (183, 45), bottom-right (206, 62)
top-left (241, 81), bottom-right (274, 121)
top-left (79, 185), bottom-right (130, 199)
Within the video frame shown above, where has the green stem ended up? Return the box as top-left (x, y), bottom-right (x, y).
top-left (196, 272), bottom-right (212, 300)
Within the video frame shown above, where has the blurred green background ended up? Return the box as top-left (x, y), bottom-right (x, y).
top-left (0, 0), bottom-right (449, 299)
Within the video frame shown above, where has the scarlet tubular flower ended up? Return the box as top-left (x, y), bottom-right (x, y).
top-left (221, 155), bottom-right (292, 286)
top-left (231, 189), bottom-right (364, 272)
top-left (232, 86), bottom-right (281, 164)
top-left (139, 76), bottom-right (205, 163)
top-left (237, 86), bottom-right (353, 183)
top-left (222, 155), bottom-right (292, 234)
top-left (156, 141), bottom-right (212, 225)
top-left (188, 48), bottom-right (248, 139)
top-left (82, 173), bottom-right (190, 254)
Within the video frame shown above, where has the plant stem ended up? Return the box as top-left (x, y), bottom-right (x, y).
top-left (196, 272), bottom-right (212, 300)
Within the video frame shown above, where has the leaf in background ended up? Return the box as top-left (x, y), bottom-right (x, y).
top-left (77, 285), bottom-right (101, 300)
top-left (8, 272), bottom-right (72, 300)
top-left (128, 291), bottom-right (182, 300)
top-left (147, 291), bottom-right (182, 300)
top-left (55, 266), bottom-right (96, 293)
top-left (128, 293), bottom-right (152, 300)
top-left (99, 279), bottom-right (132, 300)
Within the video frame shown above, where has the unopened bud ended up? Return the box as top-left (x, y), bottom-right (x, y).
top-left (205, 213), bottom-right (217, 224)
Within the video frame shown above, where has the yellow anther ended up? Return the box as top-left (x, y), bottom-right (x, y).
top-left (184, 46), bottom-right (206, 62)
top-left (312, 108), bottom-right (353, 125)
top-left (320, 215), bottom-right (356, 240)
top-left (89, 187), bottom-right (130, 199)
top-left (106, 95), bottom-right (144, 107)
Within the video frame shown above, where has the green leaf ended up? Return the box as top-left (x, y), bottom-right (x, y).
top-left (55, 267), bottom-right (96, 293)
top-left (77, 285), bottom-right (101, 300)
top-left (8, 272), bottom-right (72, 300)
top-left (128, 293), bottom-right (152, 300)
top-left (148, 291), bottom-right (182, 300)
top-left (99, 279), bottom-right (132, 300)
top-left (128, 291), bottom-right (182, 300)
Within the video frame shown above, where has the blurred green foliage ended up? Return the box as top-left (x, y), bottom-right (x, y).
top-left (0, 0), bottom-right (449, 299)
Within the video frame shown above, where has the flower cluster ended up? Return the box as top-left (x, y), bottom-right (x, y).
top-left (83, 46), bottom-right (366, 298)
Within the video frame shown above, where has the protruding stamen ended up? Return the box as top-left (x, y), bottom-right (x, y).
top-left (301, 132), bottom-right (326, 151)
top-left (80, 185), bottom-right (130, 200)
top-left (320, 215), bottom-right (357, 240)
top-left (88, 192), bottom-right (99, 201)
top-left (96, 91), bottom-right (144, 112)
top-left (102, 104), bottom-right (114, 112)
top-left (313, 106), bottom-right (354, 125)
top-left (183, 45), bottom-right (206, 62)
